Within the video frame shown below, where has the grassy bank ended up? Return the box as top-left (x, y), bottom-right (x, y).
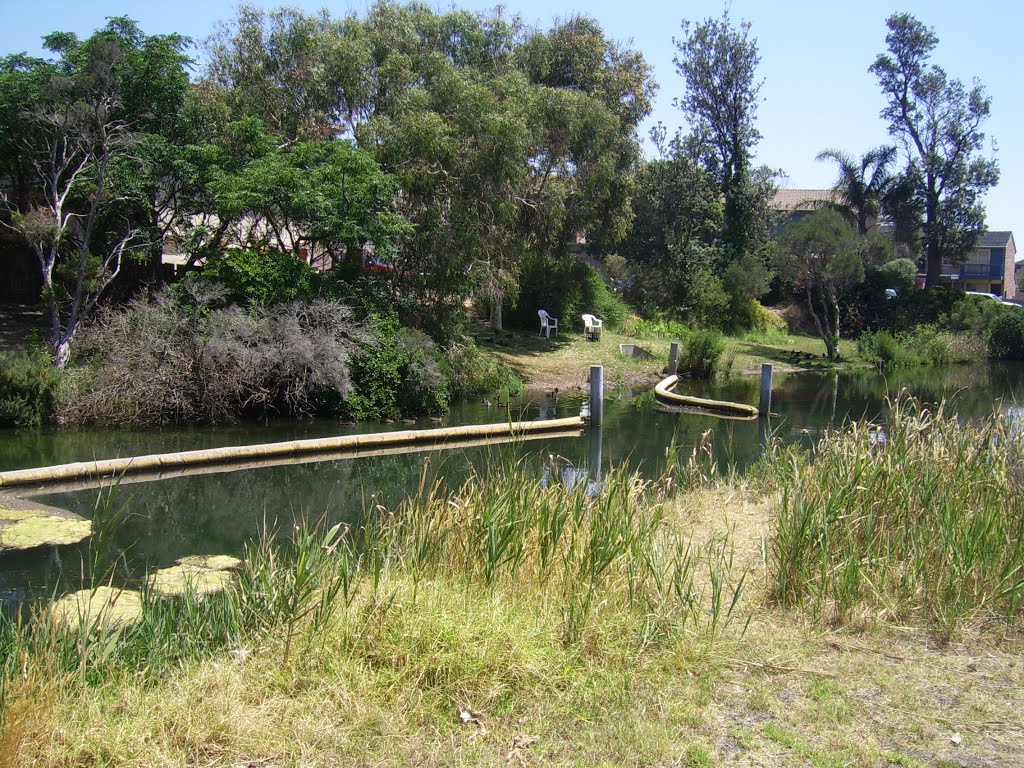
top-left (476, 323), bottom-right (866, 393)
top-left (2, 399), bottom-right (1023, 766)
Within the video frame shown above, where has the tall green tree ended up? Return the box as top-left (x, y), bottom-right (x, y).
top-left (203, 3), bottom-right (653, 336)
top-left (777, 209), bottom-right (865, 361)
top-left (0, 19), bottom-right (191, 368)
top-left (167, 118), bottom-right (409, 271)
top-left (870, 13), bottom-right (999, 287)
top-left (673, 12), bottom-right (765, 260)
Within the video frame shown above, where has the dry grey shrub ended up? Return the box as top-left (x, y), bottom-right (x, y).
top-left (69, 281), bottom-right (374, 425)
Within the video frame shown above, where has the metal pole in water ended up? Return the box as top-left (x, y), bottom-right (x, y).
top-left (668, 343), bottom-right (679, 375)
top-left (759, 362), bottom-right (773, 416)
top-left (590, 365), bottom-right (604, 427)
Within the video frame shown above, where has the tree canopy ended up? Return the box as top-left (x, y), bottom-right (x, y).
top-left (673, 12), bottom-right (769, 261)
top-left (0, 18), bottom-right (192, 367)
top-left (202, 3), bottom-right (654, 334)
top-left (777, 209), bottom-right (865, 360)
top-left (870, 12), bottom-right (999, 287)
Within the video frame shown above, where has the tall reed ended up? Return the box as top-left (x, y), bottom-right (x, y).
top-left (768, 393), bottom-right (1024, 638)
top-left (1, 456), bottom-right (749, 721)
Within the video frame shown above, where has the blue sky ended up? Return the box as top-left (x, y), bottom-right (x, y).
top-left (2, 0), bottom-right (1020, 239)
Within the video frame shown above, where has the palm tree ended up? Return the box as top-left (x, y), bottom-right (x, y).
top-left (816, 146), bottom-right (899, 235)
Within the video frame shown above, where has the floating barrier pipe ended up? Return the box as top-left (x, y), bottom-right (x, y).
top-left (0, 416), bottom-right (585, 492)
top-left (654, 375), bottom-right (760, 419)
top-left (12, 428), bottom-right (585, 497)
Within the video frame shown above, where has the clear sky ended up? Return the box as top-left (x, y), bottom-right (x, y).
top-left (2, 0), bottom-right (1020, 239)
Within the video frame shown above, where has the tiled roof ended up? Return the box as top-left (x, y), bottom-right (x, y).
top-left (770, 188), bottom-right (839, 211)
top-left (978, 231), bottom-right (1013, 248)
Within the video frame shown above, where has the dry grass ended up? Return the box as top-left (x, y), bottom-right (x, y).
top-left (8, 482), bottom-right (1023, 767)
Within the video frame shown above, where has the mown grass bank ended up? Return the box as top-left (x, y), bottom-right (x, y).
top-left (2, 397), bottom-right (1023, 766)
top-left (474, 323), bottom-right (868, 394)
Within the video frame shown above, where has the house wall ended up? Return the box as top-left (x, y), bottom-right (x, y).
top-left (1002, 238), bottom-right (1018, 299)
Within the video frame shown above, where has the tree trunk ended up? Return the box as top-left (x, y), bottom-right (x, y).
top-left (54, 337), bottom-right (72, 370)
top-left (490, 299), bottom-right (503, 332)
top-left (925, 238), bottom-right (940, 288)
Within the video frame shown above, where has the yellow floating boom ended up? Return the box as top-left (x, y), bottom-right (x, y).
top-left (0, 416), bottom-right (584, 491)
top-left (654, 375), bottom-right (760, 419)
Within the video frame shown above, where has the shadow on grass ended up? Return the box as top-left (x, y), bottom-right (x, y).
top-left (738, 343), bottom-right (841, 370)
top-left (472, 328), bottom-right (578, 358)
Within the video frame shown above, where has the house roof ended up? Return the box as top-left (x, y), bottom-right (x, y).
top-left (770, 188), bottom-right (839, 212)
top-left (978, 231), bottom-right (1014, 249)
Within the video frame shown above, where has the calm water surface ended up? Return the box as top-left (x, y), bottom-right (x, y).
top-left (1, 364), bottom-right (1022, 602)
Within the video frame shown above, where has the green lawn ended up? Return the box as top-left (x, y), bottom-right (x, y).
top-left (475, 323), bottom-right (866, 391)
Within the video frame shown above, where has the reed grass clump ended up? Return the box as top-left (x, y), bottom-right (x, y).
top-left (768, 393), bottom-right (1024, 638)
top-left (0, 458), bottom-right (748, 745)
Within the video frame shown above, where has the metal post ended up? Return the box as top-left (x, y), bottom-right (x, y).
top-left (759, 362), bottom-right (773, 416)
top-left (589, 365), bottom-right (604, 427)
top-left (588, 424), bottom-right (603, 481)
top-left (668, 343), bottom-right (679, 375)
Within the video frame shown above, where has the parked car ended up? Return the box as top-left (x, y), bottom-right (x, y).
top-left (965, 290), bottom-right (1017, 307)
top-left (364, 257), bottom-right (395, 276)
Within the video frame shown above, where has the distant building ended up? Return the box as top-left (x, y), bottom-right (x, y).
top-left (770, 188), bottom-right (843, 230)
top-left (935, 231), bottom-right (1017, 300)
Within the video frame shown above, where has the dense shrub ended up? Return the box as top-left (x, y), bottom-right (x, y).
top-left (70, 281), bottom-right (375, 425)
top-left (857, 330), bottom-right (912, 369)
top-left (444, 341), bottom-right (522, 398)
top-left (199, 248), bottom-right (323, 305)
top-left (939, 294), bottom-right (1009, 336)
top-left (680, 329), bottom-right (725, 380)
top-left (343, 314), bottom-right (449, 420)
top-left (745, 300), bottom-right (787, 335)
top-left (877, 258), bottom-right (918, 294)
top-left (0, 347), bottom-right (62, 427)
top-left (988, 310), bottom-right (1024, 360)
top-left (507, 255), bottom-right (627, 333)
top-left (859, 327), bottom-right (988, 369)
top-left (679, 267), bottom-right (730, 329)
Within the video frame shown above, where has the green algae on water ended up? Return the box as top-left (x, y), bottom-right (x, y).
top-left (0, 495), bottom-right (92, 551)
top-left (148, 563), bottom-right (236, 597)
top-left (51, 586), bottom-right (143, 630)
top-left (176, 554), bottom-right (242, 571)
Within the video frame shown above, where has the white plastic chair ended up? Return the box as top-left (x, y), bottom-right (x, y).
top-left (582, 313), bottom-right (603, 341)
top-left (538, 309), bottom-right (559, 338)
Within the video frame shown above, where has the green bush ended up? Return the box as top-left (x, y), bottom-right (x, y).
top-left (877, 258), bottom-right (918, 294)
top-left (680, 329), bottom-right (724, 380)
top-left (508, 255), bottom-right (627, 333)
top-left (988, 310), bottom-right (1024, 360)
top-left (857, 330), bottom-right (915, 370)
top-left (444, 341), bottom-right (522, 398)
top-left (199, 248), bottom-right (321, 306)
top-left (0, 347), bottom-right (62, 427)
top-left (858, 327), bottom-right (987, 369)
top-left (939, 294), bottom-right (1009, 336)
top-left (679, 267), bottom-right (730, 329)
top-left (745, 300), bottom-right (787, 335)
top-left (344, 314), bottom-right (449, 420)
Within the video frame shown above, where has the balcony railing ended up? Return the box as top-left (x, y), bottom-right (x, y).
top-left (940, 263), bottom-right (1002, 279)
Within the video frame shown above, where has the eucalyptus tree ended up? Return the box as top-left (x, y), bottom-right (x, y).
top-left (202, 3), bottom-right (654, 336)
top-left (673, 12), bottom-right (771, 262)
top-left (0, 19), bottom-right (191, 368)
top-left (870, 13), bottom-right (999, 287)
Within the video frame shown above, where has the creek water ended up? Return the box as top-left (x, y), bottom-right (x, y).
top-left (1, 363), bottom-right (1022, 603)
